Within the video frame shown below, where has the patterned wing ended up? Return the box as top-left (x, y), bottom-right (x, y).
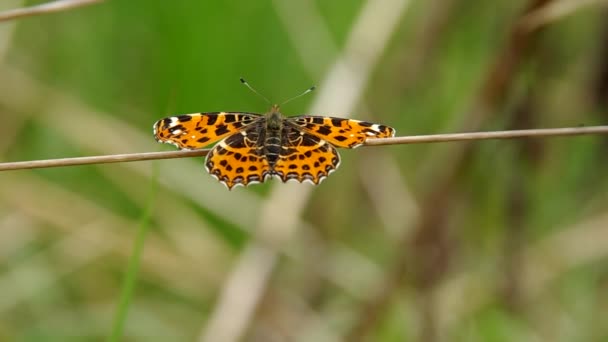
top-left (205, 122), bottom-right (271, 189)
top-left (272, 125), bottom-right (341, 185)
top-left (153, 112), bottom-right (262, 149)
top-left (288, 116), bottom-right (395, 148)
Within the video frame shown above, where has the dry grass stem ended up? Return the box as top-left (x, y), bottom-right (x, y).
top-left (365, 125), bottom-right (608, 145)
top-left (0, 126), bottom-right (606, 172)
top-left (0, 149), bottom-right (208, 171)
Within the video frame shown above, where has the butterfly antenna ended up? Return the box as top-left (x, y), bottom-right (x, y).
top-left (281, 85), bottom-right (316, 106)
top-left (240, 78), bottom-right (271, 105)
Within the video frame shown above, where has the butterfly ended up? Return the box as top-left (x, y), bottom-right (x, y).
top-left (153, 104), bottom-right (395, 189)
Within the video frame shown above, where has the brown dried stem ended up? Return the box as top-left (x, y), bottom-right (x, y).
top-left (0, 150), bottom-right (208, 171)
top-left (0, 126), bottom-right (606, 172)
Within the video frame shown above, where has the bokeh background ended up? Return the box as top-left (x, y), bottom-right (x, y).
top-left (1, 0), bottom-right (607, 341)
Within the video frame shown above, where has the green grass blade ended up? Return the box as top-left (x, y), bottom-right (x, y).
top-left (108, 165), bottom-right (159, 342)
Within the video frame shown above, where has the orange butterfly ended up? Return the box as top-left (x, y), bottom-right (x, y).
top-left (153, 104), bottom-right (395, 189)
top-left (154, 80), bottom-right (395, 189)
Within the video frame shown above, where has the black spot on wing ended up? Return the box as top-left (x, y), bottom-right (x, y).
top-left (197, 137), bottom-right (210, 144)
top-left (224, 134), bottom-right (247, 149)
top-left (316, 125), bottom-right (332, 136)
top-left (378, 125), bottom-right (394, 135)
top-left (232, 121), bottom-right (245, 129)
top-left (177, 115), bottom-right (192, 122)
top-left (358, 121), bottom-right (373, 127)
top-left (207, 115), bottom-right (218, 125)
top-left (215, 124), bottom-right (230, 136)
top-left (331, 118), bottom-right (343, 127)
top-left (301, 133), bottom-right (322, 147)
top-left (169, 125), bottom-right (184, 133)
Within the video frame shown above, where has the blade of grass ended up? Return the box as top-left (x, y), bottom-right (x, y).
top-left (108, 163), bottom-right (159, 342)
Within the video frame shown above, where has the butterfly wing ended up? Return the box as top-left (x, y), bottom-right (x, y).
top-left (272, 124), bottom-right (341, 184)
top-left (205, 121), bottom-right (271, 189)
top-left (153, 112), bottom-right (262, 149)
top-left (288, 116), bottom-right (395, 148)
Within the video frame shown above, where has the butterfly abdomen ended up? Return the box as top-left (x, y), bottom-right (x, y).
top-left (264, 131), bottom-right (282, 167)
top-left (264, 108), bottom-right (285, 168)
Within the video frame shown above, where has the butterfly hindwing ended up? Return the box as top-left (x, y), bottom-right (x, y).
top-left (273, 124), bottom-right (340, 184)
top-left (153, 112), bottom-right (262, 149)
top-left (204, 122), bottom-right (271, 189)
top-left (288, 116), bottom-right (395, 148)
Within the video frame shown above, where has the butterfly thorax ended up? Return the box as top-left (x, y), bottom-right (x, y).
top-left (263, 105), bottom-right (284, 167)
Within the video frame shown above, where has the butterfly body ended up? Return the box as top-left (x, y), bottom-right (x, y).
top-left (262, 105), bottom-right (284, 167)
top-left (153, 105), bottom-right (395, 189)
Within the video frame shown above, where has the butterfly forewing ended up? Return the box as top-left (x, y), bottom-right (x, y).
top-left (153, 112), bottom-right (262, 149)
top-left (288, 116), bottom-right (395, 148)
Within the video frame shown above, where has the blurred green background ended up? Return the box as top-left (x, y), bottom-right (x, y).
top-left (1, 0), bottom-right (607, 341)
